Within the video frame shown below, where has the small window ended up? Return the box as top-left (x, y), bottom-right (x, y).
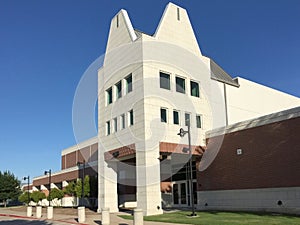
top-left (129, 109), bottom-right (134, 126)
top-left (173, 110), bottom-right (179, 125)
top-left (113, 117), bottom-right (117, 132)
top-left (177, 7), bottom-right (180, 21)
top-left (185, 113), bottom-right (191, 126)
top-left (125, 74), bottom-right (132, 94)
top-left (160, 72), bottom-right (170, 90)
top-left (160, 108), bottom-right (167, 123)
top-left (106, 87), bottom-right (113, 105)
top-left (106, 121), bottom-right (111, 135)
top-left (115, 81), bottom-right (122, 99)
top-left (116, 15), bottom-right (119, 28)
top-left (120, 114), bottom-right (125, 129)
top-left (196, 115), bottom-right (202, 128)
top-left (190, 81), bottom-right (199, 97)
top-left (176, 76), bottom-right (185, 93)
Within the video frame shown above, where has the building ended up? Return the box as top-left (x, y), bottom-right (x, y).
top-left (31, 2), bottom-right (300, 215)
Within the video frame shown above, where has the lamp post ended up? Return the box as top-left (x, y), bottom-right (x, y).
top-left (77, 160), bottom-right (85, 206)
top-left (44, 169), bottom-right (51, 206)
top-left (23, 176), bottom-right (30, 205)
top-left (178, 120), bottom-right (196, 216)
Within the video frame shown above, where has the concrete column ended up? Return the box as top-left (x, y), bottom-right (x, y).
top-left (136, 144), bottom-right (163, 216)
top-left (78, 206), bottom-right (85, 223)
top-left (101, 208), bottom-right (110, 225)
top-left (98, 158), bottom-right (118, 213)
top-left (36, 206), bottom-right (42, 218)
top-left (133, 208), bottom-right (143, 225)
top-left (47, 206), bottom-right (53, 219)
top-left (26, 206), bottom-right (32, 217)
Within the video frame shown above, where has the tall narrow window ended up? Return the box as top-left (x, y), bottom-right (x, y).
top-left (160, 72), bottom-right (170, 90)
top-left (129, 109), bottom-right (134, 126)
top-left (177, 7), bottom-right (180, 21)
top-left (106, 121), bottom-right (111, 135)
top-left (190, 81), bottom-right (199, 97)
top-left (185, 113), bottom-right (190, 126)
top-left (116, 15), bottom-right (119, 28)
top-left (120, 114), bottom-right (125, 129)
top-left (106, 87), bottom-right (112, 105)
top-left (115, 81), bottom-right (122, 99)
top-left (176, 76), bottom-right (185, 93)
top-left (173, 110), bottom-right (179, 125)
top-left (196, 115), bottom-right (202, 128)
top-left (160, 108), bottom-right (167, 123)
top-left (125, 74), bottom-right (132, 93)
top-left (113, 117), bottom-right (117, 132)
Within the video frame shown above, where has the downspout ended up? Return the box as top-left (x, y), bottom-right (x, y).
top-left (223, 83), bottom-right (228, 126)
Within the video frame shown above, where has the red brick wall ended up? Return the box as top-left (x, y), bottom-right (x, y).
top-left (197, 117), bottom-right (300, 191)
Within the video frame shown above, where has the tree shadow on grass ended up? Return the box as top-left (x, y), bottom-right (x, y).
top-left (0, 220), bottom-right (53, 225)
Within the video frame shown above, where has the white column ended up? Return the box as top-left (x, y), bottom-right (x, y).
top-left (36, 206), bottom-right (42, 218)
top-left (78, 206), bottom-right (85, 223)
top-left (27, 206), bottom-right (32, 217)
top-left (133, 208), bottom-right (143, 225)
top-left (47, 206), bottom-right (53, 219)
top-left (98, 155), bottom-right (118, 213)
top-left (136, 144), bottom-right (163, 216)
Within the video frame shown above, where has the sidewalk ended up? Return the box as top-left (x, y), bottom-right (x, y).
top-left (0, 206), bottom-right (189, 225)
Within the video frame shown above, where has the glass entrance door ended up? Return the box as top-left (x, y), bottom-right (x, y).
top-left (172, 180), bottom-right (197, 207)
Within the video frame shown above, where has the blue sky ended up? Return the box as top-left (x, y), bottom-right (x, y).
top-left (0, 0), bottom-right (299, 183)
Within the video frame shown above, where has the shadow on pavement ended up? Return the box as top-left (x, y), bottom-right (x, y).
top-left (0, 220), bottom-right (52, 225)
top-left (94, 220), bottom-right (129, 225)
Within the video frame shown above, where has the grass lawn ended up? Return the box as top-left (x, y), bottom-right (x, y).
top-left (119, 211), bottom-right (300, 225)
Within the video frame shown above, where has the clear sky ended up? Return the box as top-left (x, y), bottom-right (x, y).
top-left (1, 0), bottom-right (299, 183)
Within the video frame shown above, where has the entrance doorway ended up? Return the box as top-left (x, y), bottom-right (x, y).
top-left (172, 180), bottom-right (197, 207)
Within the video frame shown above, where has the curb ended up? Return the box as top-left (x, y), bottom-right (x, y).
top-left (0, 213), bottom-right (89, 225)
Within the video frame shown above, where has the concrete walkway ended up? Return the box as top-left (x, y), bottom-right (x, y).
top-left (0, 207), bottom-right (189, 225)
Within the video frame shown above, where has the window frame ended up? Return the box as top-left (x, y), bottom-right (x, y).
top-left (185, 112), bottom-right (191, 126)
top-left (160, 108), bottom-right (168, 123)
top-left (176, 76), bottom-right (186, 94)
top-left (106, 121), bottom-right (111, 135)
top-left (113, 117), bottom-right (118, 132)
top-left (159, 71), bottom-right (171, 90)
top-left (128, 109), bottom-right (134, 126)
top-left (190, 80), bottom-right (200, 98)
top-left (115, 81), bottom-right (122, 99)
top-left (120, 114), bottom-right (125, 130)
top-left (106, 87), bottom-right (113, 105)
top-left (125, 74), bottom-right (132, 94)
top-left (196, 114), bottom-right (202, 128)
top-left (173, 110), bottom-right (180, 125)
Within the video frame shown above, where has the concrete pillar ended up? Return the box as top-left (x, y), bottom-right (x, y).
top-left (36, 206), bottom-right (42, 218)
top-left (101, 208), bottom-right (110, 225)
top-left (78, 206), bottom-right (85, 223)
top-left (47, 206), bottom-right (53, 219)
top-left (26, 206), bottom-right (32, 217)
top-left (98, 158), bottom-right (118, 213)
top-left (133, 208), bottom-right (143, 225)
top-left (136, 145), bottom-right (163, 216)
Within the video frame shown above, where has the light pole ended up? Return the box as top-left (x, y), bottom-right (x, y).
top-left (77, 160), bottom-right (85, 206)
top-left (178, 120), bottom-right (196, 216)
top-left (23, 176), bottom-right (30, 205)
top-left (44, 169), bottom-right (51, 206)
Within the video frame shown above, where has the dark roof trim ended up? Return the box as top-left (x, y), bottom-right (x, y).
top-left (210, 59), bottom-right (240, 87)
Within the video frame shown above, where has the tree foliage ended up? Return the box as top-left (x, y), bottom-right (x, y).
top-left (47, 188), bottom-right (64, 201)
top-left (63, 176), bottom-right (90, 198)
top-left (30, 191), bottom-right (46, 205)
top-left (18, 192), bottom-right (30, 204)
top-left (0, 171), bottom-right (21, 207)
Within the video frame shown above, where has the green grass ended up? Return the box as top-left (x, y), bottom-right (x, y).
top-left (119, 211), bottom-right (300, 225)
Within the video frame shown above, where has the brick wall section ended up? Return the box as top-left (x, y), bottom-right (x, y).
top-left (61, 155), bottom-right (66, 170)
top-left (62, 143), bottom-right (98, 169)
top-left (197, 117), bottom-right (300, 191)
top-left (65, 151), bottom-right (77, 169)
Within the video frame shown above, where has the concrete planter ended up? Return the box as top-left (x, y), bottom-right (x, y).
top-left (26, 206), bottom-right (32, 217)
top-left (36, 206), bottom-right (42, 218)
top-left (47, 206), bottom-right (53, 219)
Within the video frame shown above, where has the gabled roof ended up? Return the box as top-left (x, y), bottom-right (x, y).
top-left (210, 59), bottom-right (239, 87)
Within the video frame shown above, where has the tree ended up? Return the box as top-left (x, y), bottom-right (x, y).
top-left (83, 175), bottom-right (90, 198)
top-left (0, 171), bottom-right (21, 207)
top-left (63, 181), bottom-right (76, 196)
top-left (18, 192), bottom-right (30, 205)
top-left (30, 191), bottom-right (46, 206)
top-left (47, 188), bottom-right (64, 202)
